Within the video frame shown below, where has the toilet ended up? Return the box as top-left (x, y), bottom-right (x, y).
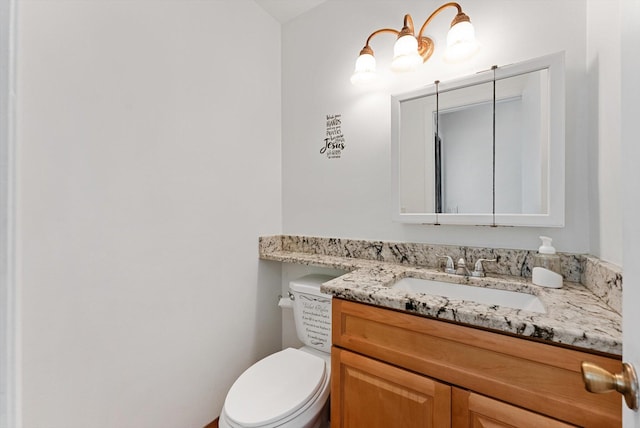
top-left (219, 274), bottom-right (335, 428)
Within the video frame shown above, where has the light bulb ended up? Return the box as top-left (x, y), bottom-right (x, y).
top-left (444, 21), bottom-right (479, 63)
top-left (391, 35), bottom-right (423, 72)
top-left (350, 53), bottom-right (378, 86)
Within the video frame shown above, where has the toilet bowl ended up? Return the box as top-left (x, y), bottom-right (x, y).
top-left (219, 275), bottom-right (335, 428)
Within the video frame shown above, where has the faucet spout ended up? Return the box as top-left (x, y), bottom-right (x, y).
top-left (437, 254), bottom-right (456, 274)
top-left (455, 258), bottom-right (470, 276)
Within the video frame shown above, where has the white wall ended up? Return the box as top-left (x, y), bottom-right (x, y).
top-left (16, 1), bottom-right (282, 427)
top-left (282, 0), bottom-right (592, 253)
top-left (587, 0), bottom-right (623, 266)
top-left (0, 0), bottom-right (17, 427)
top-left (621, 0), bottom-right (640, 425)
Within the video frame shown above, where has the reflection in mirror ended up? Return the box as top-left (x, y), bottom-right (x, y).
top-left (495, 69), bottom-right (549, 215)
top-left (398, 94), bottom-right (437, 214)
top-left (438, 82), bottom-right (493, 214)
top-left (391, 52), bottom-right (564, 226)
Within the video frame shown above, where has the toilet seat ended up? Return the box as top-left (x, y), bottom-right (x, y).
top-left (223, 348), bottom-right (329, 428)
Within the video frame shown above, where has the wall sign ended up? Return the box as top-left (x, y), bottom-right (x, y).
top-left (320, 114), bottom-right (345, 159)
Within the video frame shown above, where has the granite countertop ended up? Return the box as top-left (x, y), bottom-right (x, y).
top-left (260, 236), bottom-right (622, 356)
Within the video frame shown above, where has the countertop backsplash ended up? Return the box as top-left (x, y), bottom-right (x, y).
top-left (581, 255), bottom-right (622, 315)
top-left (259, 235), bottom-right (623, 355)
top-left (259, 235), bottom-right (621, 315)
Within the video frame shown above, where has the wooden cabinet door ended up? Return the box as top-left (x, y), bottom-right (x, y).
top-left (331, 347), bottom-right (451, 428)
top-left (332, 299), bottom-right (620, 427)
top-left (452, 388), bottom-right (578, 428)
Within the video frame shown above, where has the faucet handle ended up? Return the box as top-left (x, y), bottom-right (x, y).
top-left (472, 258), bottom-right (497, 277)
top-left (437, 254), bottom-right (456, 274)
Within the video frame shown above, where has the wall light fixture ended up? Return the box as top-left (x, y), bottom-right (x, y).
top-left (351, 2), bottom-right (479, 86)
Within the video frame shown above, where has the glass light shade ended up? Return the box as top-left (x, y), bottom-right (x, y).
top-left (391, 35), bottom-right (423, 72)
top-left (350, 53), bottom-right (378, 86)
top-left (443, 21), bottom-right (479, 62)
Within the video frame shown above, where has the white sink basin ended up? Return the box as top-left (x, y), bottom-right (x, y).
top-left (391, 277), bottom-right (546, 313)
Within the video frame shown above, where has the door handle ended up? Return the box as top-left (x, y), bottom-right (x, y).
top-left (581, 361), bottom-right (639, 411)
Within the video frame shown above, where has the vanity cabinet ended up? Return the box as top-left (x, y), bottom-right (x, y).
top-left (451, 388), bottom-right (575, 427)
top-left (330, 299), bottom-right (621, 428)
top-left (333, 348), bottom-right (451, 427)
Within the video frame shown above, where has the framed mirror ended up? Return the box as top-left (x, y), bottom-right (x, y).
top-left (391, 52), bottom-right (565, 226)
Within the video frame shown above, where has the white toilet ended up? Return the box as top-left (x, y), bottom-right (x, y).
top-left (219, 274), bottom-right (335, 428)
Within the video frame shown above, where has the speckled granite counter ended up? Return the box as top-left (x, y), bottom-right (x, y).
top-left (260, 235), bottom-right (622, 356)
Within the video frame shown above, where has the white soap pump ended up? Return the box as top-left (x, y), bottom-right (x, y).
top-left (532, 236), bottom-right (563, 288)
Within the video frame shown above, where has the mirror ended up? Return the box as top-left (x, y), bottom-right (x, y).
top-left (391, 52), bottom-right (565, 226)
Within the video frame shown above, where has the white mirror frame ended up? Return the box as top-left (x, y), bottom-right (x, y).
top-left (391, 51), bottom-right (565, 227)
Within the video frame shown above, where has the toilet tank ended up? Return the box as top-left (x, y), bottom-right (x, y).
top-left (290, 274), bottom-right (335, 354)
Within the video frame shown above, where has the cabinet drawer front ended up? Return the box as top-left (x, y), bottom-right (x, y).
top-left (452, 388), bottom-right (578, 428)
top-left (333, 299), bottom-right (621, 428)
top-left (331, 348), bottom-right (451, 428)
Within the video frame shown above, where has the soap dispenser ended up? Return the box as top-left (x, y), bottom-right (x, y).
top-left (532, 236), bottom-right (563, 288)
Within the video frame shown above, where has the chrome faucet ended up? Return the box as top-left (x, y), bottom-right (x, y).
top-left (438, 255), bottom-right (496, 277)
top-left (437, 255), bottom-right (456, 274)
top-left (471, 258), bottom-right (496, 277)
